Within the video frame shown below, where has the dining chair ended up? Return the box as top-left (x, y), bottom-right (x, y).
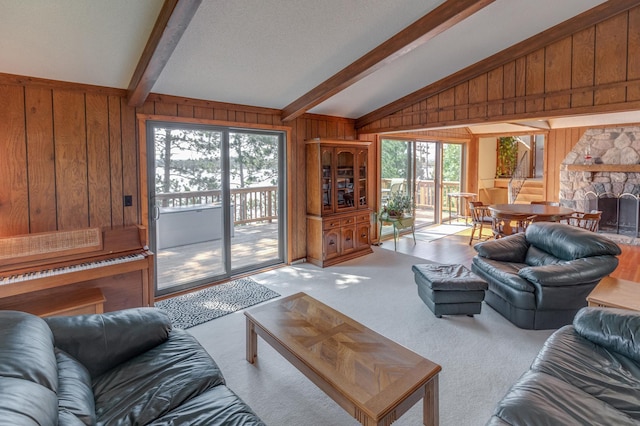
top-left (490, 211), bottom-right (536, 238)
top-left (562, 210), bottom-right (602, 232)
top-left (468, 201), bottom-right (493, 245)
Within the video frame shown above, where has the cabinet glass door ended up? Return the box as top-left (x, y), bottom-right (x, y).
top-left (357, 148), bottom-right (368, 208)
top-left (335, 148), bottom-right (355, 212)
top-left (321, 148), bottom-right (333, 213)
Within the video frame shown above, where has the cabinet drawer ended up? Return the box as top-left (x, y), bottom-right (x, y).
top-left (340, 216), bottom-right (356, 227)
top-left (323, 219), bottom-right (342, 230)
top-left (356, 213), bottom-right (371, 223)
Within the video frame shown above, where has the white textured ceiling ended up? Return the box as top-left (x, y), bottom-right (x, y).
top-left (1, 0), bottom-right (637, 130)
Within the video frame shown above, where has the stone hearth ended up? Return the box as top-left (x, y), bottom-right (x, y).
top-left (560, 126), bottom-right (640, 245)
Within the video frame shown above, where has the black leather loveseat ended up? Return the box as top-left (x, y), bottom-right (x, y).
top-left (0, 308), bottom-right (265, 425)
top-left (471, 222), bottom-right (621, 329)
top-left (487, 307), bottom-right (640, 425)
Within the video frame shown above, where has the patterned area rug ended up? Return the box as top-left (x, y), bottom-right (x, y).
top-left (155, 277), bottom-right (280, 329)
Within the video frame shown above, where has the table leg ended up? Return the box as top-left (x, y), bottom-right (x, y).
top-left (423, 375), bottom-right (439, 426)
top-left (246, 317), bottom-right (257, 363)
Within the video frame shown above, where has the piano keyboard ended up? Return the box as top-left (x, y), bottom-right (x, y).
top-left (0, 253), bottom-right (146, 285)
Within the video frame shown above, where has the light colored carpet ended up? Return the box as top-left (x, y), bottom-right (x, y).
top-left (187, 248), bottom-right (555, 426)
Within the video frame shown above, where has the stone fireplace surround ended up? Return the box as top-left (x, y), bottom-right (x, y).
top-left (560, 126), bottom-right (640, 245)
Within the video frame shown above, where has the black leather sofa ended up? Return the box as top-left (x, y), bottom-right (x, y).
top-left (471, 222), bottom-right (621, 329)
top-left (0, 308), bottom-right (265, 425)
top-left (487, 307), bottom-right (640, 425)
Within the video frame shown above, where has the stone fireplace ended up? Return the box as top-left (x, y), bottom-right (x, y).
top-left (559, 126), bottom-right (640, 244)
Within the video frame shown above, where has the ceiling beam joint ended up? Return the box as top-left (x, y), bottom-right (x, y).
top-left (127, 0), bottom-right (202, 108)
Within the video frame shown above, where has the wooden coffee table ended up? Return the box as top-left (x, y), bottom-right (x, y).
top-left (245, 292), bottom-right (441, 426)
top-left (587, 276), bottom-right (640, 311)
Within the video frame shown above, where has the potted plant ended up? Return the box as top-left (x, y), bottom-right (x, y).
top-left (381, 192), bottom-right (414, 218)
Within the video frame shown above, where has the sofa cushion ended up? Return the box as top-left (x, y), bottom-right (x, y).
top-left (473, 233), bottom-right (529, 262)
top-left (525, 222), bottom-right (621, 260)
top-left (0, 311), bottom-right (59, 425)
top-left (93, 329), bottom-right (226, 426)
top-left (56, 348), bottom-right (96, 426)
top-left (148, 383), bottom-right (266, 426)
top-left (574, 307), bottom-right (640, 364)
top-left (518, 256), bottom-right (619, 288)
top-left (490, 370), bottom-right (638, 426)
top-left (531, 325), bottom-right (640, 421)
top-left (46, 307), bottom-right (172, 378)
top-left (523, 245), bottom-right (561, 266)
top-left (471, 257), bottom-right (533, 293)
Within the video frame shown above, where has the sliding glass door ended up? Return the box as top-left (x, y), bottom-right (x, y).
top-left (380, 138), bottom-right (465, 233)
top-left (147, 122), bottom-right (285, 296)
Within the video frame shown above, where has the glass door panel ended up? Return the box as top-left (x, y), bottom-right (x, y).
top-left (415, 141), bottom-right (437, 227)
top-left (151, 126), bottom-right (225, 295)
top-left (380, 139), bottom-right (412, 238)
top-left (335, 148), bottom-right (356, 212)
top-left (442, 143), bottom-right (463, 222)
top-left (321, 148), bottom-right (333, 213)
top-left (148, 123), bottom-right (285, 297)
top-left (228, 132), bottom-right (283, 273)
top-left (357, 148), bottom-right (368, 208)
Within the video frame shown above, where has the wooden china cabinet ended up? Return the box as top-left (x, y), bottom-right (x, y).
top-left (306, 139), bottom-right (373, 267)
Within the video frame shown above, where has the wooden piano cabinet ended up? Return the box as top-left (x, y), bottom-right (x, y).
top-left (0, 226), bottom-right (154, 315)
top-left (0, 288), bottom-right (106, 317)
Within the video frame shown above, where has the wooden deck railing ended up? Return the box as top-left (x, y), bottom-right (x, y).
top-left (156, 180), bottom-right (460, 226)
top-left (156, 186), bottom-right (278, 225)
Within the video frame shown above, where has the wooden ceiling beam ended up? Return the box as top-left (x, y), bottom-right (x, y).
top-left (127, 0), bottom-right (202, 107)
top-left (280, 0), bottom-right (495, 123)
top-left (356, 0), bottom-right (640, 129)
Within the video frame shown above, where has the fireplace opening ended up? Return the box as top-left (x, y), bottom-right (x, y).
top-left (586, 192), bottom-right (640, 237)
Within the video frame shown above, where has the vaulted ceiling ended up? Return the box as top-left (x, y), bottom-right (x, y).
top-left (1, 0), bottom-right (638, 133)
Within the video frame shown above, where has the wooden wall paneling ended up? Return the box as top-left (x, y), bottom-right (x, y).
top-left (438, 88), bottom-right (455, 123)
top-left (52, 90), bottom-right (89, 230)
top-left (213, 108), bottom-right (228, 121)
top-left (594, 13), bottom-right (628, 105)
top-left (177, 104), bottom-right (194, 118)
top-left (108, 96), bottom-right (124, 227)
top-left (86, 93), bottom-right (112, 229)
top-left (289, 117), bottom-right (304, 261)
top-left (627, 7), bottom-right (640, 101)
top-left (427, 96), bottom-right (438, 124)
top-left (402, 106), bottom-right (413, 127)
top-left (25, 86), bottom-right (57, 233)
top-left (571, 27), bottom-right (595, 107)
top-left (468, 74), bottom-right (487, 119)
top-left (455, 82), bottom-right (469, 121)
top-left (544, 37), bottom-right (572, 110)
top-left (525, 48), bottom-right (545, 113)
top-left (503, 61), bottom-right (516, 115)
top-left (193, 106), bottom-right (214, 120)
top-left (487, 67), bottom-right (503, 118)
top-left (0, 85), bottom-right (29, 236)
top-left (515, 57), bottom-right (526, 114)
top-left (154, 101), bottom-right (178, 117)
top-left (121, 99), bottom-right (139, 226)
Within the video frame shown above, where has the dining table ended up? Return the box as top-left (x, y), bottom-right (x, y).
top-left (488, 203), bottom-right (574, 222)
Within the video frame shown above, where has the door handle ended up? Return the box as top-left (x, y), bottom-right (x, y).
top-left (153, 205), bottom-right (160, 221)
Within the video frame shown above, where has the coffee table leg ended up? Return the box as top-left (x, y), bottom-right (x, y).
top-left (246, 317), bottom-right (257, 363)
top-left (423, 375), bottom-right (439, 426)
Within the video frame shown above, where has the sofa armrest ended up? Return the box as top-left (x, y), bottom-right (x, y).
top-left (45, 307), bottom-right (172, 378)
top-left (473, 233), bottom-right (529, 262)
top-left (574, 307), bottom-right (640, 364)
top-left (518, 256), bottom-right (618, 287)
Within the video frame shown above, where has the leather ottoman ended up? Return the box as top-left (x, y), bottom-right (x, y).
top-left (412, 263), bottom-right (488, 318)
